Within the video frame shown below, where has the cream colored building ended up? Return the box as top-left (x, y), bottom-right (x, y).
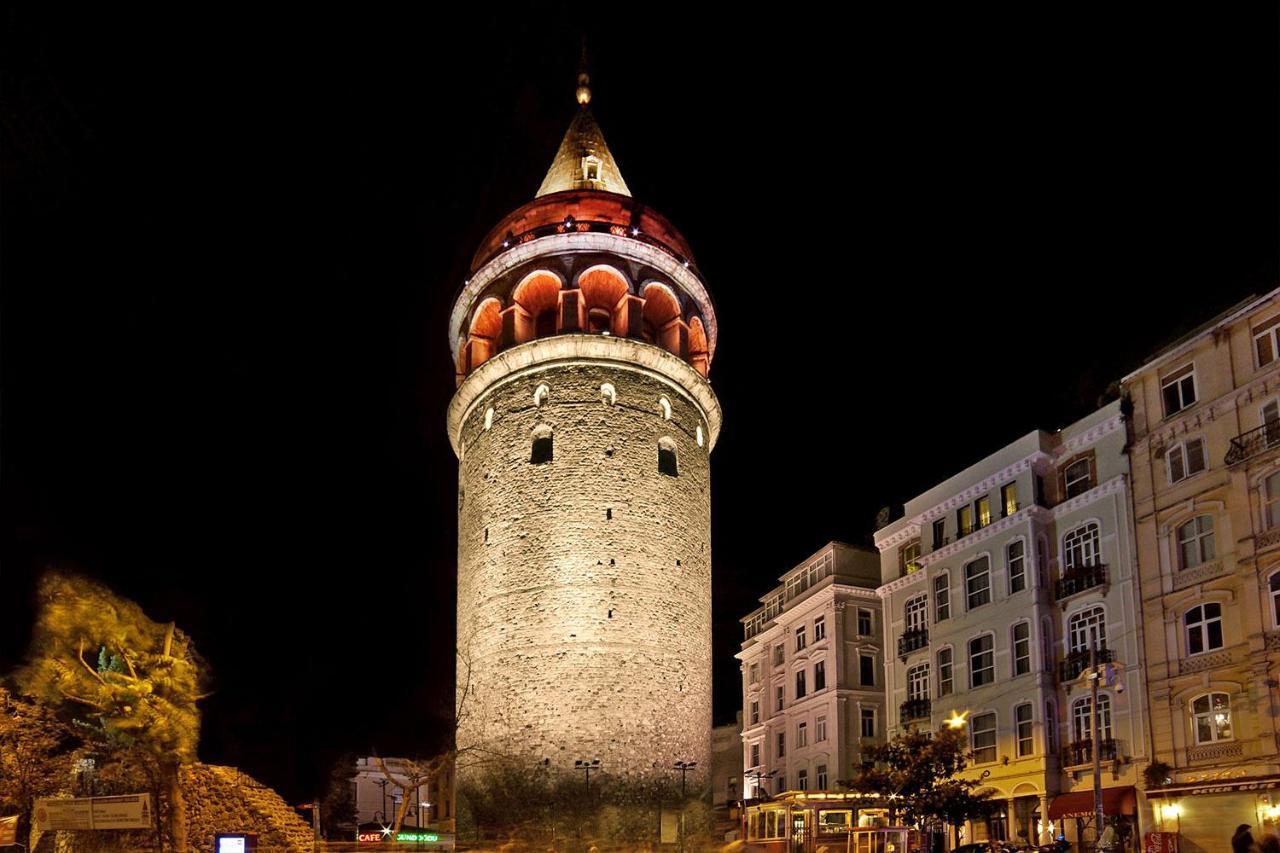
top-left (1123, 287), bottom-right (1280, 851)
top-left (874, 400), bottom-right (1149, 849)
top-left (737, 542), bottom-right (885, 803)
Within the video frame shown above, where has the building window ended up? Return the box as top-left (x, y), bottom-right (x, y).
top-left (1192, 693), bottom-right (1233, 744)
top-left (934, 574), bottom-right (950, 621)
top-left (776, 685), bottom-right (785, 713)
top-left (1062, 522), bottom-right (1101, 571)
top-left (971, 712), bottom-right (997, 764)
top-left (658, 437), bottom-right (678, 477)
top-left (750, 700), bottom-right (760, 726)
top-left (1001, 483), bottom-right (1018, 517)
top-left (814, 616), bottom-right (826, 642)
top-left (1255, 315), bottom-right (1280, 367)
top-left (749, 663), bottom-right (759, 684)
top-left (860, 653), bottom-right (875, 687)
top-left (860, 708), bottom-right (876, 739)
top-left (965, 557), bottom-right (991, 610)
top-left (1177, 516), bottom-right (1216, 569)
top-left (937, 648), bottom-right (953, 696)
top-left (797, 721), bottom-right (808, 748)
top-left (1007, 540), bottom-right (1026, 594)
top-left (795, 670), bottom-right (806, 699)
top-left (975, 496), bottom-right (992, 528)
top-left (531, 426), bottom-right (553, 464)
top-left (1265, 472), bottom-right (1280, 529)
top-left (1068, 606), bottom-right (1107, 653)
top-left (1185, 603), bottom-right (1224, 655)
top-left (932, 518), bottom-right (946, 549)
top-left (857, 608), bottom-right (873, 636)
top-left (817, 764), bottom-right (828, 790)
top-left (816, 715), bottom-right (828, 742)
top-left (795, 625), bottom-right (807, 652)
top-left (777, 731), bottom-right (786, 758)
top-left (1012, 622), bottom-right (1031, 676)
top-left (900, 539), bottom-right (922, 575)
top-left (1271, 572), bottom-right (1280, 627)
top-left (1162, 363), bottom-right (1198, 417)
top-left (1168, 438), bottom-right (1207, 483)
top-left (1063, 459), bottom-right (1092, 498)
top-left (483, 407), bottom-right (494, 430)
top-left (773, 644), bottom-right (785, 667)
top-left (1072, 694), bottom-right (1113, 743)
top-left (969, 634), bottom-right (995, 687)
top-left (797, 768), bottom-right (808, 791)
top-left (957, 504), bottom-right (973, 537)
top-left (905, 594), bottom-right (929, 632)
top-left (750, 743), bottom-right (760, 767)
top-left (1015, 703), bottom-right (1034, 757)
top-left (907, 663), bottom-right (930, 701)
top-left (814, 659), bottom-right (826, 691)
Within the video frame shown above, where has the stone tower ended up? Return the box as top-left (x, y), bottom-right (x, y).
top-left (448, 69), bottom-right (720, 788)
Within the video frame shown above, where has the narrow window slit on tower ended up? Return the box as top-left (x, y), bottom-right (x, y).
top-left (606, 508), bottom-right (612, 520)
top-left (676, 559), bottom-right (681, 567)
top-left (658, 437), bottom-right (679, 477)
top-left (608, 609), bottom-right (614, 619)
top-left (531, 425), bottom-right (553, 464)
top-left (484, 528), bottom-right (489, 543)
top-left (609, 558), bottom-right (615, 566)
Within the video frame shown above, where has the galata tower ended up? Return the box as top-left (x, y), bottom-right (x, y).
top-left (448, 65), bottom-right (719, 788)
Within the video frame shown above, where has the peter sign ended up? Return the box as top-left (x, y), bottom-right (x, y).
top-left (34, 794), bottom-right (153, 831)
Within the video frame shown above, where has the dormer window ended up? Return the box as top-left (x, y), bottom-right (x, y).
top-left (582, 155), bottom-right (602, 183)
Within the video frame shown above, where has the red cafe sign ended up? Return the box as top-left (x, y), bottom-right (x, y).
top-left (357, 830), bottom-right (385, 843)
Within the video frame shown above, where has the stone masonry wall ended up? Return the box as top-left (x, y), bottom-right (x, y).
top-left (456, 345), bottom-right (713, 787)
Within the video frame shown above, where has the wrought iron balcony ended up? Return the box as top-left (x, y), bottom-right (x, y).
top-left (1054, 564), bottom-right (1107, 600)
top-left (958, 518), bottom-right (993, 538)
top-left (1226, 421), bottom-right (1280, 466)
top-left (899, 698), bottom-right (932, 725)
top-left (1059, 645), bottom-right (1112, 682)
top-left (897, 628), bottom-right (929, 659)
top-left (1061, 738), bottom-right (1117, 768)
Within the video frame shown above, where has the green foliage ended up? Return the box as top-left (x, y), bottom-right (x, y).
top-left (15, 571), bottom-right (208, 766)
top-left (320, 753), bottom-right (359, 839)
top-left (850, 727), bottom-right (994, 830)
top-left (0, 687), bottom-right (83, 843)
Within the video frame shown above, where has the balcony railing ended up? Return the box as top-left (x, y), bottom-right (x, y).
top-left (958, 517), bottom-right (994, 538)
top-left (1055, 564), bottom-right (1107, 600)
top-left (1226, 421), bottom-right (1280, 466)
top-left (1059, 645), bottom-right (1113, 682)
top-left (897, 628), bottom-right (929, 659)
top-left (1061, 738), bottom-right (1117, 768)
top-left (899, 698), bottom-right (932, 725)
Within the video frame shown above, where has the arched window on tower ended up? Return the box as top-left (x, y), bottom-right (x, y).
top-left (531, 425), bottom-right (553, 464)
top-left (658, 437), bottom-right (679, 477)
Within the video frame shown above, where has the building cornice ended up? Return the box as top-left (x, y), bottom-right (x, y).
top-left (447, 334), bottom-right (722, 456)
top-left (1049, 473), bottom-right (1127, 518)
top-left (876, 568), bottom-right (927, 599)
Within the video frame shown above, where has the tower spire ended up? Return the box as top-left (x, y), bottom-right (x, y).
top-left (535, 43), bottom-right (630, 198)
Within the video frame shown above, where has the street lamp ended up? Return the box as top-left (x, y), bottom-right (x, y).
top-left (945, 710), bottom-right (969, 730)
top-left (575, 759), bottom-right (601, 794)
top-left (672, 761), bottom-right (697, 853)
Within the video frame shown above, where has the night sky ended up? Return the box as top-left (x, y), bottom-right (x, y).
top-left (3, 5), bottom-right (1277, 801)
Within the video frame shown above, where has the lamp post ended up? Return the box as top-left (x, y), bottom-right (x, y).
top-left (575, 759), bottom-right (601, 794)
top-left (673, 761), bottom-right (697, 853)
top-left (374, 778), bottom-right (389, 828)
top-left (1086, 642), bottom-right (1106, 849)
top-left (746, 769), bottom-right (776, 800)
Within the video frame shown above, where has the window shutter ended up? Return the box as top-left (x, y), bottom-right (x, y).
top-left (1186, 439), bottom-right (1206, 475)
top-left (1168, 445), bottom-right (1185, 483)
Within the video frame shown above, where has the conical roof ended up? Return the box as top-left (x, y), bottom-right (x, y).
top-left (535, 95), bottom-right (630, 197)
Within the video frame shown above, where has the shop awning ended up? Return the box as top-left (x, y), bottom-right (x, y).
top-left (1049, 787), bottom-right (1136, 820)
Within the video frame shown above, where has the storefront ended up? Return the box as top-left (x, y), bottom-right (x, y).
top-left (742, 792), bottom-right (913, 853)
top-left (1146, 774), bottom-right (1280, 853)
top-left (1048, 786), bottom-right (1137, 851)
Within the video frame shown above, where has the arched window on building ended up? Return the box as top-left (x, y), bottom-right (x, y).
top-left (1270, 571), bottom-right (1280, 628)
top-left (1191, 693), bottom-right (1233, 745)
top-left (905, 594), bottom-right (929, 633)
top-left (1067, 606), bottom-right (1106, 654)
top-left (1063, 522), bottom-right (1101, 571)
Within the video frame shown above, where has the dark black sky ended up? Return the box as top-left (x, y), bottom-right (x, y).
top-left (3, 5), bottom-right (1277, 801)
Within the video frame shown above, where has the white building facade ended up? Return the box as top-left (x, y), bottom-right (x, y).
top-left (874, 401), bottom-right (1150, 849)
top-left (737, 541), bottom-right (885, 800)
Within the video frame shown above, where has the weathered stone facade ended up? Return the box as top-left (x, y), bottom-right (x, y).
top-left (454, 340), bottom-right (715, 783)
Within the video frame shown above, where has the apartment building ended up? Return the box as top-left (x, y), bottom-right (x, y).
top-left (1123, 287), bottom-right (1280, 851)
top-left (737, 541), bottom-right (884, 801)
top-left (874, 400), bottom-right (1149, 849)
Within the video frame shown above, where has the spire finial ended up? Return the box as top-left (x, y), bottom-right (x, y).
top-left (576, 35), bottom-right (591, 106)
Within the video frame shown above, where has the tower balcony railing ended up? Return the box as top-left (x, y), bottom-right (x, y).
top-left (479, 218), bottom-right (700, 278)
top-left (1061, 738), bottom-right (1117, 769)
top-left (1226, 421), bottom-right (1280, 466)
top-left (1054, 564), bottom-right (1107, 601)
top-left (899, 698), bottom-right (932, 725)
top-left (1059, 645), bottom-right (1112, 682)
top-left (897, 628), bottom-right (929, 659)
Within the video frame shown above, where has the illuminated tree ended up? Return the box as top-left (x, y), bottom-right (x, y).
top-left (15, 571), bottom-right (209, 852)
top-left (0, 687), bottom-right (81, 845)
top-left (849, 727), bottom-right (993, 835)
